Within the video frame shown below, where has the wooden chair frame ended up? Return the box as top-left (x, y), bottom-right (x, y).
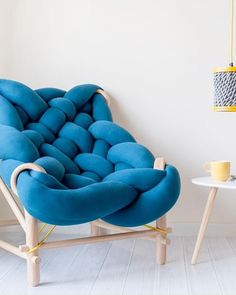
top-left (0, 87), bottom-right (170, 287)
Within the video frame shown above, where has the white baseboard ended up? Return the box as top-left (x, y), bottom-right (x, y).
top-left (1, 222), bottom-right (236, 237)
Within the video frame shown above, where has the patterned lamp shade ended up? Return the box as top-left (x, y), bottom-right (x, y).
top-left (213, 66), bottom-right (236, 112)
top-left (213, 0), bottom-right (236, 112)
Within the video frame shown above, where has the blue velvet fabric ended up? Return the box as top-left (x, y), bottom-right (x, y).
top-left (0, 79), bottom-right (181, 226)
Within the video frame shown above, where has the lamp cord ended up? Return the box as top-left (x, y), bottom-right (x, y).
top-left (230, 0), bottom-right (234, 66)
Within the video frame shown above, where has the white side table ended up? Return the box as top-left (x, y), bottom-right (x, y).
top-left (191, 176), bottom-right (236, 264)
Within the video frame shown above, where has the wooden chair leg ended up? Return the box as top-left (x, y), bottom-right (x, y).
top-left (154, 158), bottom-right (167, 264)
top-left (90, 222), bottom-right (101, 236)
top-left (25, 211), bottom-right (40, 286)
top-left (90, 221), bottom-right (108, 236)
top-left (156, 215), bottom-right (167, 265)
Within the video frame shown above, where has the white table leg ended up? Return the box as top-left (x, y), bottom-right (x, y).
top-left (191, 187), bottom-right (218, 265)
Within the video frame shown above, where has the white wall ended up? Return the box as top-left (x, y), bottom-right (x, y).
top-left (0, 0), bottom-right (235, 225)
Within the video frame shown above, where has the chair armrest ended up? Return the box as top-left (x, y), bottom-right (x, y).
top-left (154, 158), bottom-right (166, 170)
top-left (10, 163), bottom-right (46, 195)
top-left (96, 89), bottom-right (111, 106)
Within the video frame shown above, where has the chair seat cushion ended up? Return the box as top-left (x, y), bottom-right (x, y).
top-left (0, 79), bottom-right (180, 226)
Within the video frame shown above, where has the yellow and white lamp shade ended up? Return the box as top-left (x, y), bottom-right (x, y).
top-left (213, 66), bottom-right (236, 112)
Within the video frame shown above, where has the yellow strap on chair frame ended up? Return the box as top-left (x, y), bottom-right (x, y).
top-left (38, 223), bottom-right (47, 234)
top-left (143, 224), bottom-right (168, 235)
top-left (27, 223), bottom-right (167, 253)
top-left (27, 224), bottom-right (56, 254)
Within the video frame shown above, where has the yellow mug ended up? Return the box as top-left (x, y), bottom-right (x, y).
top-left (204, 161), bottom-right (230, 181)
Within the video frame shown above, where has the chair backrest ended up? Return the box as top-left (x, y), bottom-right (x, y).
top-left (0, 79), bottom-right (154, 184)
top-left (0, 79), bottom-right (180, 227)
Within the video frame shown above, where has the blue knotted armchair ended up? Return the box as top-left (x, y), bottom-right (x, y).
top-left (0, 79), bottom-right (180, 286)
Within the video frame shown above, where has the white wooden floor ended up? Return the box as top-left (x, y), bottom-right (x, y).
top-left (1, 230), bottom-right (236, 295)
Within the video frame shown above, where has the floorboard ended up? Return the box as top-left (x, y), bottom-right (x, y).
top-left (1, 231), bottom-right (236, 295)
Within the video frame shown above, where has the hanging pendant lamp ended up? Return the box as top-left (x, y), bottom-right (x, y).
top-left (213, 0), bottom-right (236, 112)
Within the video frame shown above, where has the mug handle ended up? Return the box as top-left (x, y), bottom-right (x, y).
top-left (204, 162), bottom-right (211, 173)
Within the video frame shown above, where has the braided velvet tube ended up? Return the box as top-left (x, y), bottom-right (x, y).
top-left (0, 79), bottom-right (180, 226)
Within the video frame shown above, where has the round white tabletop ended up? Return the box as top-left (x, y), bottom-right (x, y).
top-left (192, 176), bottom-right (236, 190)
